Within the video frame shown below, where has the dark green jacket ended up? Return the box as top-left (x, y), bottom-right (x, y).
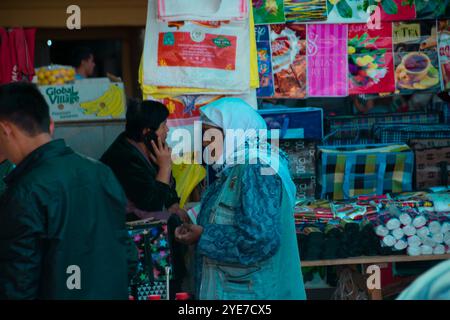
top-left (0, 140), bottom-right (133, 299)
top-left (0, 160), bottom-right (14, 196)
top-left (100, 132), bottom-right (179, 213)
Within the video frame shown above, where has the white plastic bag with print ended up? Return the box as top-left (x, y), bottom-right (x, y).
top-left (143, 0), bottom-right (250, 92)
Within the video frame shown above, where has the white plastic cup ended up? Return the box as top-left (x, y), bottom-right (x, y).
top-left (392, 228), bottom-right (404, 240)
top-left (375, 225), bottom-right (389, 237)
top-left (387, 218), bottom-right (401, 231)
top-left (428, 221), bottom-right (442, 235)
top-left (399, 213), bottom-right (412, 226)
top-left (382, 235), bottom-right (396, 247)
top-left (394, 239), bottom-right (408, 251)
top-left (416, 226), bottom-right (430, 239)
top-left (442, 222), bottom-right (450, 234)
top-left (422, 237), bottom-right (437, 248)
top-left (444, 232), bottom-right (450, 246)
top-left (407, 235), bottom-right (422, 247)
top-left (420, 245), bottom-right (433, 255)
top-left (407, 246), bottom-right (421, 256)
top-left (413, 216), bottom-right (427, 228)
top-left (433, 244), bottom-right (446, 255)
top-left (403, 225), bottom-right (417, 237)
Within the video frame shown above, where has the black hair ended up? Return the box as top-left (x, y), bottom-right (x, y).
top-left (0, 82), bottom-right (51, 136)
top-left (71, 46), bottom-right (93, 68)
top-left (125, 99), bottom-right (169, 142)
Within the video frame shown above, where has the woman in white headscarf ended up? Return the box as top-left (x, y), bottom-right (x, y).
top-left (175, 97), bottom-right (306, 300)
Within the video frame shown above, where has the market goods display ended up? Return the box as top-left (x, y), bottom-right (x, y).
top-left (36, 65), bottom-right (76, 86)
top-left (79, 84), bottom-right (125, 118)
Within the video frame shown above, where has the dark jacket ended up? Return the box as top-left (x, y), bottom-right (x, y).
top-left (0, 160), bottom-right (14, 196)
top-left (100, 132), bottom-right (180, 213)
top-left (0, 140), bottom-right (133, 299)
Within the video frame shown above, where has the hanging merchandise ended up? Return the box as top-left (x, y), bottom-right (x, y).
top-left (0, 28), bottom-right (36, 84)
top-left (438, 20), bottom-right (450, 91)
top-left (348, 22), bottom-right (395, 95)
top-left (270, 23), bottom-right (307, 98)
top-left (318, 144), bottom-right (414, 200)
top-left (415, 0), bottom-right (450, 20)
top-left (172, 157), bottom-right (207, 209)
top-left (325, 0), bottom-right (370, 24)
top-left (373, 123), bottom-right (450, 144)
top-left (393, 21), bottom-right (440, 94)
top-left (411, 144), bottom-right (450, 190)
top-left (157, 0), bottom-right (248, 22)
top-left (283, 0), bottom-right (328, 23)
top-left (307, 24), bottom-right (348, 97)
top-left (255, 25), bottom-right (275, 97)
top-left (279, 140), bottom-right (317, 178)
top-left (378, 0), bottom-right (416, 22)
top-left (252, 0), bottom-right (286, 24)
top-left (143, 0), bottom-right (250, 92)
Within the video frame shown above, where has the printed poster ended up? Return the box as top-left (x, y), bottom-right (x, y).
top-left (253, 0), bottom-right (286, 24)
top-left (255, 25), bottom-right (275, 97)
top-left (378, 0), bottom-right (416, 22)
top-left (307, 24), bottom-right (349, 97)
top-left (270, 24), bottom-right (307, 98)
top-left (348, 22), bottom-right (395, 95)
top-left (284, 0), bottom-right (328, 22)
top-left (438, 20), bottom-right (450, 91)
top-left (393, 21), bottom-right (440, 94)
top-left (325, 0), bottom-right (369, 24)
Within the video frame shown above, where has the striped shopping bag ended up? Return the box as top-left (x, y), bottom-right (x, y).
top-left (373, 124), bottom-right (450, 144)
top-left (318, 144), bottom-right (414, 200)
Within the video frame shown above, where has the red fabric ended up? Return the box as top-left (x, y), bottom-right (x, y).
top-left (0, 28), bottom-right (36, 84)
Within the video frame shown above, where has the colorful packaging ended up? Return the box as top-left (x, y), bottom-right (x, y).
top-left (270, 23), bottom-right (307, 98)
top-left (378, 0), bottom-right (416, 22)
top-left (393, 21), bottom-right (440, 94)
top-left (255, 25), bottom-right (275, 97)
top-left (307, 24), bottom-right (348, 97)
top-left (284, 0), bottom-right (328, 22)
top-left (252, 0), bottom-right (286, 24)
top-left (348, 23), bottom-right (395, 95)
top-left (438, 20), bottom-right (450, 91)
top-left (325, 0), bottom-right (369, 24)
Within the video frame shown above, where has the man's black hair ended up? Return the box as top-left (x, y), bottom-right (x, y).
top-left (0, 82), bottom-right (51, 136)
top-left (125, 99), bottom-right (169, 142)
top-left (71, 46), bottom-right (93, 69)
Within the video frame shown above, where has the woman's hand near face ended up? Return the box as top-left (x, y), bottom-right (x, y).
top-left (148, 137), bottom-right (173, 184)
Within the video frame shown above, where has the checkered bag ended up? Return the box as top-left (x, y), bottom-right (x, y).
top-left (318, 144), bottom-right (414, 200)
top-left (127, 219), bottom-right (172, 300)
top-left (327, 112), bottom-right (440, 139)
top-left (373, 124), bottom-right (450, 144)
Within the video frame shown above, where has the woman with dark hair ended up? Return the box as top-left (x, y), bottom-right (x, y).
top-left (101, 99), bottom-right (188, 297)
top-left (101, 99), bottom-right (187, 220)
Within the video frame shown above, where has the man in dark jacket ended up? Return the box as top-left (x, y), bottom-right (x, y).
top-left (0, 82), bottom-right (134, 299)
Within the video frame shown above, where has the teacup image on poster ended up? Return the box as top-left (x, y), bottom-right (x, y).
top-left (401, 52), bottom-right (430, 80)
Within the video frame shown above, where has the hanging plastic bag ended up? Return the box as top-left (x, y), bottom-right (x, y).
top-left (172, 155), bottom-right (206, 209)
top-left (143, 0), bottom-right (251, 92)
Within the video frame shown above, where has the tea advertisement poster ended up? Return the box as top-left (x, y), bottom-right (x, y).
top-left (253, 0), bottom-right (286, 24)
top-left (378, 0), bottom-right (416, 22)
top-left (415, 0), bottom-right (450, 19)
top-left (270, 24), bottom-right (307, 98)
top-left (393, 21), bottom-right (440, 94)
top-left (348, 22), bottom-right (395, 95)
top-left (255, 25), bottom-right (275, 97)
top-left (307, 24), bottom-right (349, 97)
top-left (438, 20), bottom-right (450, 91)
top-left (325, 0), bottom-right (370, 24)
top-left (284, 0), bottom-right (328, 22)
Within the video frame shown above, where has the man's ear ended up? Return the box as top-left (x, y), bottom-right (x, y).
top-left (0, 121), bottom-right (12, 138)
top-left (49, 118), bottom-right (55, 136)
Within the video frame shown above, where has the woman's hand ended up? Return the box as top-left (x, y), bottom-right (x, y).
top-left (149, 137), bottom-right (172, 184)
top-left (175, 224), bottom-right (203, 245)
top-left (168, 203), bottom-right (191, 223)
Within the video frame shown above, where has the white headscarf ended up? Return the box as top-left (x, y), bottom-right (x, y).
top-left (200, 97), bottom-right (296, 208)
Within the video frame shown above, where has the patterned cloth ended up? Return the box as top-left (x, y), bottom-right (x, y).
top-left (128, 221), bottom-right (172, 300)
top-left (373, 124), bottom-right (450, 144)
top-left (319, 144), bottom-right (414, 200)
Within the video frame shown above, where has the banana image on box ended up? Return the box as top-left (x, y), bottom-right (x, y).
top-left (80, 84), bottom-right (125, 118)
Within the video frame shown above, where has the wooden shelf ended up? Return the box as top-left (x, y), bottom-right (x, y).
top-left (301, 254), bottom-right (450, 267)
